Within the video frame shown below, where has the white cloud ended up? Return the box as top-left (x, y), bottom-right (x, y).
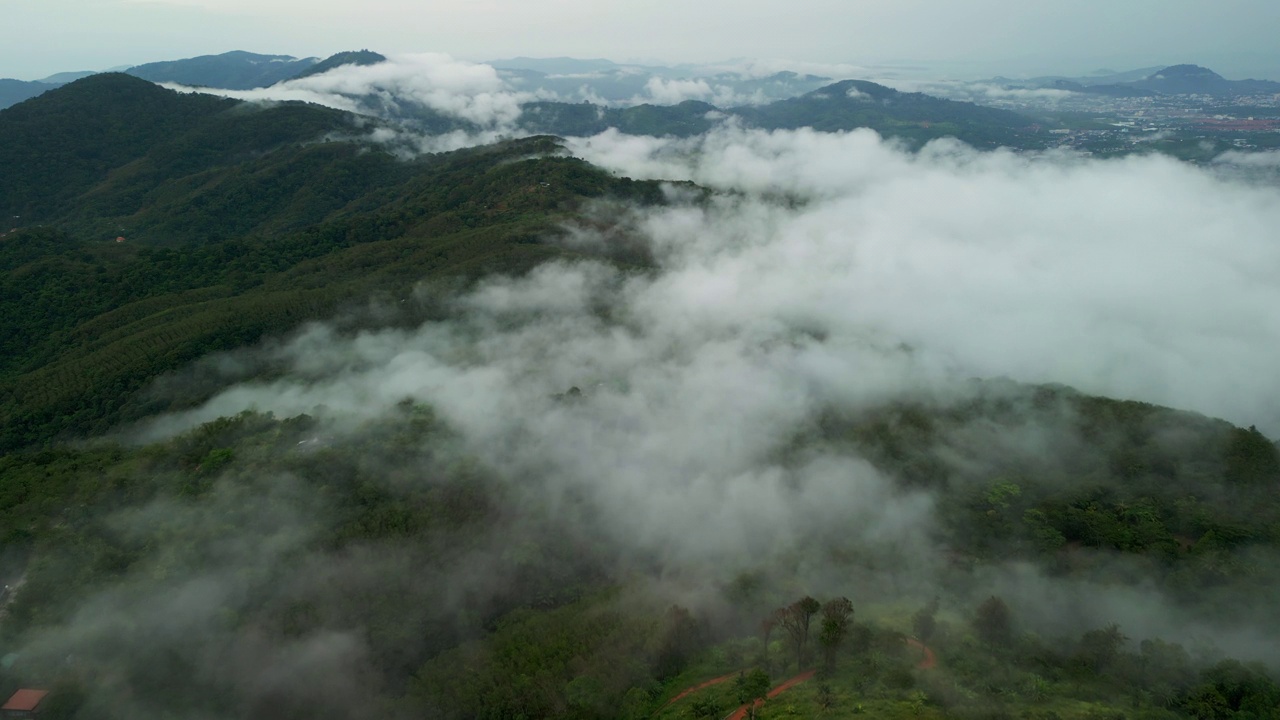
top-left (169, 53), bottom-right (536, 129)
top-left (565, 127), bottom-right (1280, 434)
top-left (637, 77), bottom-right (716, 104)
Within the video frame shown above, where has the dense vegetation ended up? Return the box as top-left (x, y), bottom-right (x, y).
top-left (0, 384), bottom-right (1277, 718)
top-left (0, 75), bottom-right (670, 452)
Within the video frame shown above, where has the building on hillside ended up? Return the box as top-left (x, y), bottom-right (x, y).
top-left (1, 689), bottom-right (48, 718)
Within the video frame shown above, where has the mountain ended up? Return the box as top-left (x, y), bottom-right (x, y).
top-left (1008, 66), bottom-right (1165, 88)
top-left (0, 78), bottom-right (59, 111)
top-left (0, 74), bottom-right (242, 222)
top-left (1129, 63), bottom-right (1280, 96)
top-left (1004, 64), bottom-right (1280, 98)
top-left (0, 74), bottom-right (662, 450)
top-left (287, 49), bottom-right (387, 80)
top-left (493, 57), bottom-right (832, 105)
top-left (38, 70), bottom-right (97, 84)
top-left (518, 99), bottom-right (718, 137)
top-left (125, 50), bottom-right (320, 89)
top-left (733, 79), bottom-right (1038, 148)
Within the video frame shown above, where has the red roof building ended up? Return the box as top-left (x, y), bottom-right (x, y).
top-left (2, 689), bottom-right (48, 717)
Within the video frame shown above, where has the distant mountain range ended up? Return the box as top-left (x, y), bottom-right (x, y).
top-left (514, 79), bottom-right (1035, 148)
top-left (124, 50), bottom-right (321, 89)
top-left (0, 79), bottom-right (59, 110)
top-left (0, 50), bottom-right (835, 111)
top-left (489, 56), bottom-right (835, 104)
top-left (996, 64), bottom-right (1280, 98)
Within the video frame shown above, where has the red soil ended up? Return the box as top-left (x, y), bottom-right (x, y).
top-left (661, 671), bottom-right (740, 707)
top-left (725, 670), bottom-right (817, 720)
top-left (905, 638), bottom-right (937, 669)
top-left (660, 637), bottom-right (937, 716)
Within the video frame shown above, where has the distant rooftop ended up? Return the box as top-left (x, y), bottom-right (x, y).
top-left (2, 689), bottom-right (49, 712)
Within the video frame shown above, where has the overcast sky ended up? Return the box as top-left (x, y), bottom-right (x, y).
top-left (6, 0), bottom-right (1280, 81)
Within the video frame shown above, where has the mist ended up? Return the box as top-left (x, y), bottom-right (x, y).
top-left (108, 125), bottom-right (1279, 659)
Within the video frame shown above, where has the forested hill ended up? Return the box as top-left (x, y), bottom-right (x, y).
top-left (0, 75), bottom-right (668, 451)
top-left (517, 79), bottom-right (1043, 148)
top-left (733, 79), bottom-right (1036, 147)
top-left (0, 74), bottom-right (239, 223)
top-left (124, 50), bottom-right (320, 90)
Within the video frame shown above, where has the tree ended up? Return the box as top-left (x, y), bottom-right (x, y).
top-left (818, 597), bottom-right (854, 671)
top-left (735, 668), bottom-right (771, 720)
top-left (653, 605), bottom-right (703, 680)
top-left (1224, 425), bottom-right (1280, 485)
top-left (973, 595), bottom-right (1012, 648)
top-left (779, 596), bottom-right (821, 670)
top-left (689, 697), bottom-right (722, 719)
top-left (760, 608), bottom-right (783, 671)
top-left (1076, 623), bottom-right (1128, 673)
top-left (796, 596), bottom-right (821, 665)
top-left (912, 597), bottom-right (939, 644)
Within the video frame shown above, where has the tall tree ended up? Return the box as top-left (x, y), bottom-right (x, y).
top-left (796, 595), bottom-right (821, 665)
top-left (779, 596), bottom-right (821, 670)
top-left (912, 597), bottom-right (940, 644)
top-left (973, 595), bottom-right (1013, 648)
top-left (818, 597), bottom-right (854, 671)
top-left (760, 609), bottom-right (783, 671)
top-left (734, 668), bottom-right (771, 720)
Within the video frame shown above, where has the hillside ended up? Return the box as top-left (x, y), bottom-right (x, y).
top-left (287, 49), bottom-right (387, 81)
top-left (0, 74), bottom-right (241, 222)
top-left (0, 75), bottom-right (667, 451)
top-left (125, 50), bottom-right (319, 89)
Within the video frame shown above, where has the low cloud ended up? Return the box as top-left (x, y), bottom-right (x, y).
top-left (121, 126), bottom-right (1280, 674)
top-left (638, 77), bottom-right (716, 104)
top-left (169, 53), bottom-right (537, 129)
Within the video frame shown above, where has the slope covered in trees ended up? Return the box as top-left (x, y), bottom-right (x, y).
top-left (0, 77), bottom-right (667, 450)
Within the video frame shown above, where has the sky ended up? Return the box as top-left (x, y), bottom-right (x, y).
top-left (6, 0), bottom-right (1280, 81)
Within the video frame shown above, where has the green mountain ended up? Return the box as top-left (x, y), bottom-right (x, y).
top-left (513, 79), bottom-right (1044, 147)
top-left (125, 50), bottom-right (319, 90)
top-left (518, 99), bottom-right (719, 137)
top-left (0, 74), bottom-right (662, 451)
top-left (287, 49), bottom-right (387, 81)
top-left (733, 80), bottom-right (1040, 148)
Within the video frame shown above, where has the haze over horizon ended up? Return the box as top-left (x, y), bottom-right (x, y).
top-left (6, 0), bottom-right (1280, 81)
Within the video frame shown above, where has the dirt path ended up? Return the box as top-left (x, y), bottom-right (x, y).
top-left (725, 670), bottom-right (816, 720)
top-left (661, 671), bottom-right (740, 708)
top-left (905, 638), bottom-right (937, 670)
top-left (660, 637), bottom-right (937, 716)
